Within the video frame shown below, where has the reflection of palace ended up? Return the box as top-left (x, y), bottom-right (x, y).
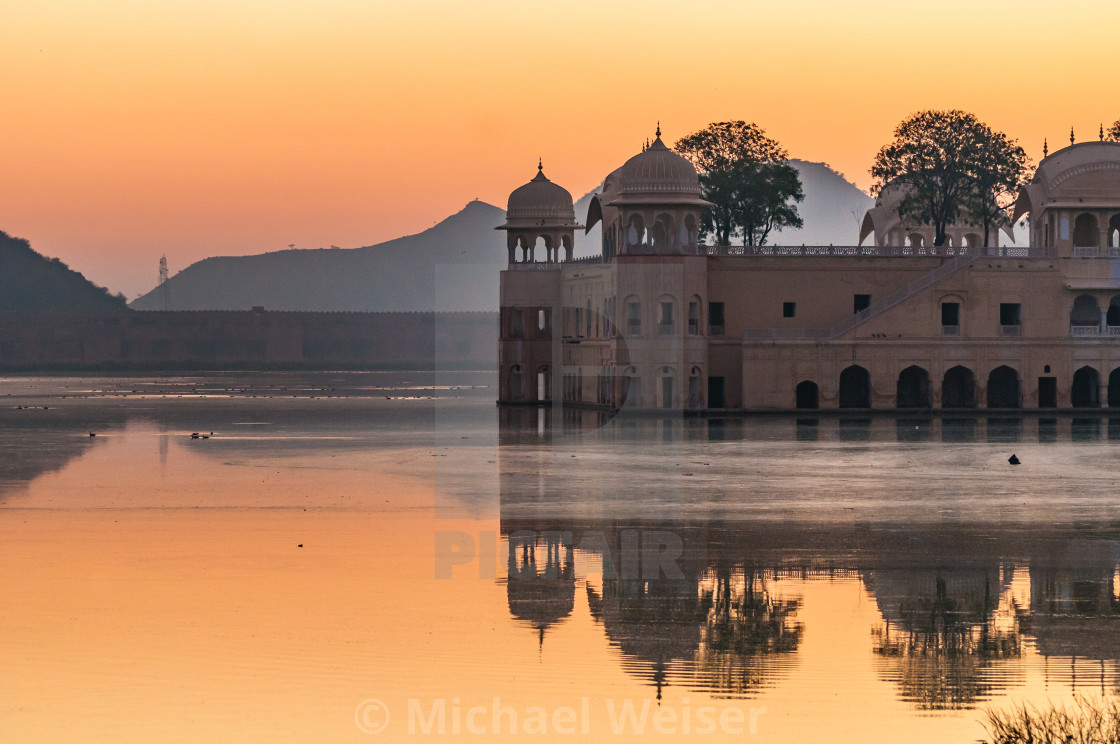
top-left (498, 134), bottom-right (1120, 411)
top-left (497, 425), bottom-right (1120, 706)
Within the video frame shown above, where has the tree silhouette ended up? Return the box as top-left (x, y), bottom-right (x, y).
top-left (1107, 120), bottom-right (1120, 142)
top-left (675, 122), bottom-right (803, 247)
top-left (871, 111), bottom-right (1028, 248)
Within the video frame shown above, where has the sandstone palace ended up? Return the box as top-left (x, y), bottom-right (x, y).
top-left (497, 132), bottom-right (1120, 412)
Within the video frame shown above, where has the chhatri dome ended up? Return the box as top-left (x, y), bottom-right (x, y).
top-left (502, 161), bottom-right (579, 226)
top-left (497, 161), bottom-right (581, 263)
top-left (611, 125), bottom-right (707, 205)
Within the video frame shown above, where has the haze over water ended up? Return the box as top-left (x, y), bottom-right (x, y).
top-left (4, 372), bottom-right (1120, 742)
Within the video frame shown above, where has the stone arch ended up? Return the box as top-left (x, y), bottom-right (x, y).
top-left (1071, 294), bottom-right (1100, 327)
top-left (508, 364), bottom-right (524, 402)
top-left (963, 233), bottom-right (982, 249)
top-left (1073, 213), bottom-right (1099, 248)
top-left (987, 365), bottom-right (1021, 409)
top-left (1109, 214), bottom-right (1120, 249)
top-left (652, 212), bottom-right (675, 252)
top-left (688, 365), bottom-right (703, 408)
top-left (688, 294), bottom-right (702, 335)
top-left (838, 365), bottom-right (871, 408)
top-left (796, 380), bottom-right (819, 409)
top-left (536, 365), bottom-right (551, 402)
top-left (896, 365), bottom-right (931, 409)
top-left (1108, 295), bottom-right (1120, 327)
top-left (623, 294), bottom-right (641, 336)
top-left (684, 213), bottom-right (699, 251)
top-left (624, 366), bottom-right (641, 408)
top-left (942, 365), bottom-right (976, 408)
top-left (533, 235), bottom-right (552, 263)
top-left (655, 293), bottom-right (676, 334)
top-left (626, 214), bottom-right (645, 250)
top-left (1109, 368), bottom-right (1120, 408)
top-left (1071, 365), bottom-right (1100, 408)
top-left (906, 233), bottom-right (924, 247)
top-left (559, 234), bottom-right (572, 262)
top-left (658, 365), bottom-right (676, 409)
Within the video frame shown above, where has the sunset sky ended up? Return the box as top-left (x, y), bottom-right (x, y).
top-left (4, 0), bottom-right (1119, 299)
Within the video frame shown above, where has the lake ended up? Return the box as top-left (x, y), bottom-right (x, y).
top-left (3, 371), bottom-right (1120, 742)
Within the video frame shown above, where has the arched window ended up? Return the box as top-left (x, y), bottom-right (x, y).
top-left (906, 233), bottom-right (924, 248)
top-left (1070, 294), bottom-right (1100, 330)
top-left (1109, 214), bottom-right (1120, 250)
top-left (1108, 295), bottom-right (1120, 328)
top-left (1073, 213), bottom-right (1099, 248)
top-left (1109, 368), bottom-right (1120, 408)
top-left (508, 365), bottom-right (523, 402)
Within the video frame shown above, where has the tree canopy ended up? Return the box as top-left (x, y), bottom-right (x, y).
top-left (675, 121), bottom-right (803, 247)
top-left (1107, 120), bottom-right (1120, 142)
top-left (870, 111), bottom-right (1029, 248)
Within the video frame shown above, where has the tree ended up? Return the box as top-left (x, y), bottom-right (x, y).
top-left (870, 111), bottom-right (1028, 248)
top-left (675, 121), bottom-right (803, 247)
top-left (960, 128), bottom-right (1030, 248)
top-left (1107, 120), bottom-right (1120, 142)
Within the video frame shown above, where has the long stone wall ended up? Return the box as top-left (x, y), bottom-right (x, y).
top-left (0, 310), bottom-right (498, 370)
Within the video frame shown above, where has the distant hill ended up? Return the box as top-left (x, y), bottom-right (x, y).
top-left (0, 231), bottom-right (127, 312)
top-left (131, 164), bottom-right (875, 312)
top-left (132, 201), bottom-right (508, 312)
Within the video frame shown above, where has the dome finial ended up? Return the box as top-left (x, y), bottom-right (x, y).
top-left (1043, 138), bottom-right (1048, 157)
top-left (656, 121), bottom-right (661, 139)
top-left (538, 157), bottom-right (542, 172)
top-left (1071, 126), bottom-right (1075, 145)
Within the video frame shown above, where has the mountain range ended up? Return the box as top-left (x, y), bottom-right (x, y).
top-left (129, 161), bottom-right (873, 312)
top-left (1, 231), bottom-right (127, 312)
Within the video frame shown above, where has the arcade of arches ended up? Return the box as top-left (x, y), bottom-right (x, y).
top-left (791, 363), bottom-right (1120, 410)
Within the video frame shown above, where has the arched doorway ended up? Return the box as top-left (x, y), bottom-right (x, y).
top-left (1072, 366), bottom-right (1100, 408)
top-left (838, 365), bottom-right (870, 408)
top-left (796, 380), bottom-right (819, 409)
top-left (896, 366), bottom-right (931, 408)
top-left (508, 365), bottom-right (523, 402)
top-left (987, 366), bottom-right (1020, 409)
top-left (941, 366), bottom-right (976, 408)
top-left (1109, 368), bottom-right (1120, 407)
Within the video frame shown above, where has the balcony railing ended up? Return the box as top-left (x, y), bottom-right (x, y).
top-left (999, 325), bottom-right (1022, 337)
top-left (700, 244), bottom-right (1047, 258)
top-left (1110, 326), bottom-right (1120, 336)
top-left (709, 324), bottom-right (725, 336)
top-left (657, 323), bottom-right (674, 336)
top-left (1073, 246), bottom-right (1099, 257)
top-left (1071, 325), bottom-right (1100, 336)
top-left (626, 322), bottom-right (641, 336)
top-left (942, 325), bottom-right (960, 336)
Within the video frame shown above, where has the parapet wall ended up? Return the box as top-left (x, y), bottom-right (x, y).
top-left (0, 310), bottom-right (498, 370)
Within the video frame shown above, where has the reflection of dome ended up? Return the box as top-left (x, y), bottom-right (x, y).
top-left (506, 536), bottom-right (576, 646)
top-left (504, 165), bottom-right (577, 223)
top-left (617, 133), bottom-right (702, 199)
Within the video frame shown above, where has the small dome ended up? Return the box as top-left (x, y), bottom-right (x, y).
top-left (505, 165), bottom-right (576, 222)
top-left (618, 134), bottom-right (702, 197)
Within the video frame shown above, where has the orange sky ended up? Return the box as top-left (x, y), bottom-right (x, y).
top-left (3, 0), bottom-right (1119, 299)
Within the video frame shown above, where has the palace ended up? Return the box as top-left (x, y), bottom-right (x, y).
top-left (497, 130), bottom-right (1120, 411)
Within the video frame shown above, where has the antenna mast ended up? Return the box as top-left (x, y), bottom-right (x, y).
top-left (158, 255), bottom-right (169, 310)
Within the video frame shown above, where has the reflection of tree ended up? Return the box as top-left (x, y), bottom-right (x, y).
top-left (695, 568), bottom-right (802, 697)
top-left (868, 573), bottom-right (1020, 710)
top-left (587, 563), bottom-right (802, 699)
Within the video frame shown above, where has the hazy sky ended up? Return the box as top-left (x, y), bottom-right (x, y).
top-left (4, 0), bottom-right (1119, 299)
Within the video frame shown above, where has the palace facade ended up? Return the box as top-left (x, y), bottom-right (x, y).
top-left (497, 132), bottom-right (1120, 411)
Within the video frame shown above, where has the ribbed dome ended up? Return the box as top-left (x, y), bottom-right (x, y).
top-left (505, 166), bottom-right (576, 222)
top-left (618, 135), bottom-right (701, 196)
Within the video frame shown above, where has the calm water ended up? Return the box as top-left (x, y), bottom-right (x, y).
top-left (4, 372), bottom-right (1120, 742)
